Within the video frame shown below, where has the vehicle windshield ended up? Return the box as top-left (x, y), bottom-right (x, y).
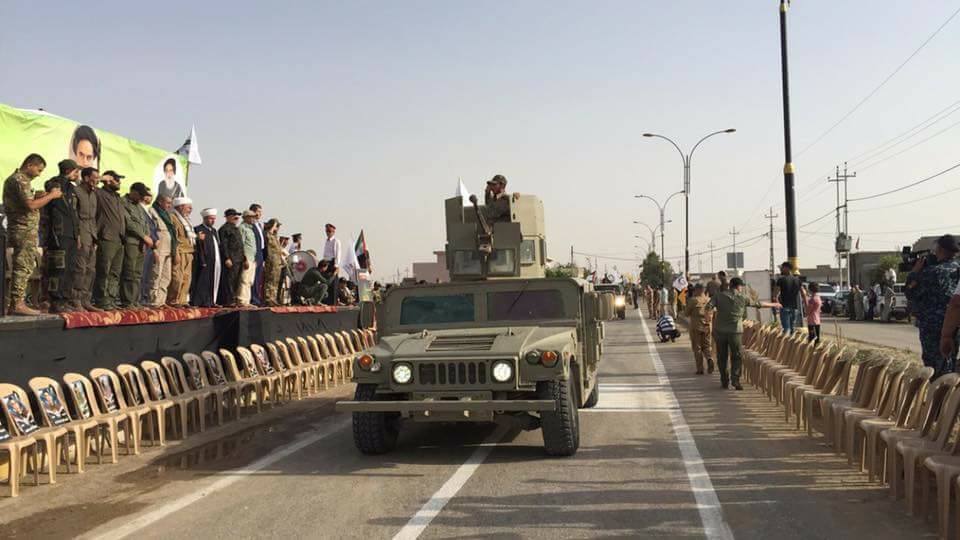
top-left (399, 294), bottom-right (475, 325)
top-left (817, 284), bottom-right (836, 294)
top-left (595, 285), bottom-right (622, 294)
top-left (487, 290), bottom-right (567, 320)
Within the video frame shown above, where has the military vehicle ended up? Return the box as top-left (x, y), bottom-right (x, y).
top-left (336, 192), bottom-right (615, 456)
top-left (594, 283), bottom-right (627, 319)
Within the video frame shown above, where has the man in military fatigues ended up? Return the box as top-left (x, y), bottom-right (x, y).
top-left (93, 171), bottom-right (126, 310)
top-left (295, 260), bottom-right (332, 305)
top-left (685, 284), bottom-right (715, 375)
top-left (42, 159), bottom-right (81, 313)
top-left (710, 277), bottom-right (781, 390)
top-left (218, 208), bottom-right (244, 306)
top-left (72, 167), bottom-right (100, 311)
top-left (905, 235), bottom-right (960, 377)
top-left (119, 182), bottom-right (154, 309)
top-left (3, 154), bottom-right (61, 315)
top-left (483, 174), bottom-right (511, 223)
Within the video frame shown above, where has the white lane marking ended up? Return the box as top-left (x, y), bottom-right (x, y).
top-left (594, 382), bottom-right (673, 410)
top-left (86, 416), bottom-right (351, 540)
top-left (393, 425), bottom-right (507, 540)
top-left (639, 318), bottom-right (735, 540)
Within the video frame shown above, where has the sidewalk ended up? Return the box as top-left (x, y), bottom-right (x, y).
top-left (638, 307), bottom-right (935, 539)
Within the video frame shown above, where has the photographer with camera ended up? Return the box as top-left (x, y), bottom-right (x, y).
top-left (905, 234), bottom-right (960, 376)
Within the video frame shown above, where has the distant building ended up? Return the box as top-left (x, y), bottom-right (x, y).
top-left (798, 264), bottom-right (839, 284)
top-left (412, 251), bottom-right (449, 283)
top-left (849, 251), bottom-right (898, 287)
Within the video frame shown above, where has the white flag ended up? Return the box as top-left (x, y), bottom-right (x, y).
top-left (455, 177), bottom-right (472, 206)
top-left (341, 234), bottom-right (361, 281)
top-left (176, 124), bottom-right (203, 165)
top-left (673, 274), bottom-right (688, 291)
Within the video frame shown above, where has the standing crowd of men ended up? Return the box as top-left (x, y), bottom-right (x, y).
top-left (2, 154), bottom-right (355, 316)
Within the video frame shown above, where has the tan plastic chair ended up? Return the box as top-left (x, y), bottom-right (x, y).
top-left (158, 358), bottom-right (206, 436)
top-left (249, 344), bottom-right (285, 403)
top-left (236, 346), bottom-right (278, 407)
top-left (781, 343), bottom-right (834, 422)
top-left (304, 335), bottom-right (333, 390)
top-left (882, 374), bottom-right (960, 502)
top-left (90, 368), bottom-right (155, 454)
top-left (832, 359), bottom-right (892, 455)
top-left (326, 333), bottom-right (353, 381)
top-left (199, 351), bottom-right (243, 421)
top-left (182, 353), bottom-right (229, 425)
top-left (294, 337), bottom-right (324, 391)
top-left (349, 329), bottom-right (365, 352)
top-left (117, 364), bottom-right (178, 446)
top-left (787, 345), bottom-right (841, 428)
top-left (753, 331), bottom-right (793, 395)
top-left (843, 363), bottom-right (910, 469)
top-left (859, 366), bottom-right (932, 481)
top-left (0, 383), bottom-right (70, 484)
top-left (799, 352), bottom-right (852, 435)
top-left (742, 326), bottom-right (774, 386)
top-left (273, 341), bottom-right (311, 397)
top-left (893, 375), bottom-right (960, 515)
top-left (764, 334), bottom-right (808, 402)
top-left (28, 377), bottom-right (100, 473)
top-left (312, 335), bottom-right (341, 387)
top-left (0, 413), bottom-right (39, 496)
top-left (338, 331), bottom-right (358, 355)
top-left (266, 343), bottom-right (301, 400)
top-left (218, 349), bottom-right (262, 414)
top-left (286, 338), bottom-right (320, 393)
top-left (825, 358), bottom-right (890, 452)
top-left (62, 373), bottom-right (134, 464)
top-left (144, 359), bottom-right (201, 434)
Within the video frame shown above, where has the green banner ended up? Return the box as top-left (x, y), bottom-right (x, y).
top-left (0, 103), bottom-right (188, 195)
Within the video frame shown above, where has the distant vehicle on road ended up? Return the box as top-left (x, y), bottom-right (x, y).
top-left (832, 290), bottom-right (850, 317)
top-left (595, 283), bottom-right (627, 319)
top-left (886, 283), bottom-right (909, 321)
top-left (815, 283), bottom-right (837, 314)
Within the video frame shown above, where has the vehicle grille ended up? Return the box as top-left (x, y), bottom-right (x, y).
top-left (426, 334), bottom-right (498, 352)
top-left (418, 361), bottom-right (488, 385)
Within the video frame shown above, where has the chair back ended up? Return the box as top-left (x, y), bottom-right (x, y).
top-left (349, 330), bottom-right (364, 351)
top-left (200, 351), bottom-right (230, 386)
top-left (337, 332), bottom-right (355, 355)
top-left (62, 373), bottom-right (102, 420)
top-left (314, 334), bottom-right (333, 358)
top-left (250, 344), bottom-right (276, 375)
top-left (159, 357), bottom-right (191, 397)
top-left (182, 353), bottom-right (212, 391)
top-left (929, 376), bottom-right (960, 448)
top-left (273, 341), bottom-right (297, 370)
top-left (218, 349), bottom-right (248, 382)
top-left (284, 339), bottom-right (307, 368)
top-left (235, 347), bottom-right (263, 378)
top-left (116, 364), bottom-right (149, 407)
top-left (305, 335), bottom-right (325, 362)
top-left (893, 367), bottom-right (935, 427)
top-left (0, 383), bottom-right (42, 436)
top-left (140, 360), bottom-right (174, 401)
top-left (323, 334), bottom-right (342, 357)
top-left (265, 343), bottom-right (288, 373)
top-left (89, 368), bottom-right (133, 414)
top-left (27, 377), bottom-right (73, 428)
top-left (295, 337), bottom-right (315, 364)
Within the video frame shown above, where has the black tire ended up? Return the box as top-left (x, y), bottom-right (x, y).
top-left (618, 310), bottom-right (626, 320)
top-left (352, 384), bottom-right (400, 455)
top-left (583, 378), bottom-right (600, 408)
top-left (538, 379), bottom-right (580, 456)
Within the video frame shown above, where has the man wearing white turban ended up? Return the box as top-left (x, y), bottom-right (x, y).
top-left (191, 208), bottom-right (222, 307)
top-left (167, 197), bottom-right (196, 306)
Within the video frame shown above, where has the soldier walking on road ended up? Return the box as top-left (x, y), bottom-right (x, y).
top-left (72, 167), bottom-right (101, 311)
top-left (119, 183), bottom-right (154, 309)
top-left (43, 159), bottom-right (81, 313)
top-left (710, 277), bottom-right (780, 390)
top-left (3, 154), bottom-right (61, 316)
top-left (685, 284), bottom-right (715, 375)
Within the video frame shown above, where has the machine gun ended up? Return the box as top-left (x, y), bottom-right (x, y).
top-left (469, 194), bottom-right (494, 258)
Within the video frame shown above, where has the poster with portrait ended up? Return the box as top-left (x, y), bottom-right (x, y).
top-left (153, 154), bottom-right (188, 201)
top-left (124, 373), bottom-right (143, 405)
top-left (72, 381), bottom-right (92, 419)
top-left (204, 356), bottom-right (227, 385)
top-left (186, 363), bottom-right (203, 391)
top-left (0, 103), bottom-right (188, 191)
top-left (148, 370), bottom-right (165, 399)
top-left (0, 416), bottom-right (10, 441)
top-left (2, 392), bottom-right (39, 435)
top-left (38, 385), bottom-right (71, 426)
top-left (242, 352), bottom-right (259, 377)
top-left (254, 348), bottom-right (274, 375)
top-left (97, 375), bottom-right (119, 413)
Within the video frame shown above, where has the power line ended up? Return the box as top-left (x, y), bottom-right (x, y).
top-left (798, 208), bottom-right (836, 229)
top-left (848, 160), bottom-right (960, 202)
top-left (796, 4), bottom-right (960, 157)
top-left (851, 184), bottom-right (960, 213)
top-left (848, 98), bottom-right (960, 165)
top-left (857, 117), bottom-right (960, 172)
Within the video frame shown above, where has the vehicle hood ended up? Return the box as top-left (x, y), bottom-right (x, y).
top-left (378, 327), bottom-right (575, 358)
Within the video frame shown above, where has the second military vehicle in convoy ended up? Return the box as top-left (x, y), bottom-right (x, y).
top-left (336, 191), bottom-right (614, 456)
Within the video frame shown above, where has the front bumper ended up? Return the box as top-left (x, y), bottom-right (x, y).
top-left (336, 399), bottom-right (556, 414)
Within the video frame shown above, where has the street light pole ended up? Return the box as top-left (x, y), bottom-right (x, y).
top-left (636, 192), bottom-right (683, 287)
top-left (779, 0), bottom-right (799, 273)
top-left (643, 129), bottom-right (736, 276)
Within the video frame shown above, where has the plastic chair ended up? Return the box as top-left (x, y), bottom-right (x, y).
top-left (294, 337), bottom-right (324, 391)
top-left (218, 349), bottom-right (262, 414)
top-left (272, 341), bottom-right (312, 397)
top-left (788, 345), bottom-right (842, 428)
top-left (0, 383), bottom-right (70, 484)
top-left (286, 338), bottom-right (320, 393)
top-left (0, 414), bottom-right (39, 496)
top-left (843, 363), bottom-right (910, 469)
top-left (199, 351), bottom-right (243, 421)
top-left (157, 358), bottom-right (206, 436)
top-left (28, 377), bottom-right (100, 473)
top-left (118, 364), bottom-right (178, 446)
top-left (249, 344), bottom-right (285, 404)
top-left (781, 343), bottom-right (834, 422)
top-left (859, 366), bottom-right (932, 481)
top-left (62, 373), bottom-right (134, 464)
top-left (827, 358), bottom-right (890, 452)
top-left (182, 353), bottom-right (228, 425)
top-left (90, 368), bottom-right (155, 454)
top-left (266, 343), bottom-right (301, 400)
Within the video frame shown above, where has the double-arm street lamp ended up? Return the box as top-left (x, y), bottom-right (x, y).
top-left (642, 128), bottom-right (736, 275)
top-left (636, 192), bottom-right (684, 285)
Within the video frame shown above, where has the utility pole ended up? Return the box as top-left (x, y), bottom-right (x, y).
top-left (828, 162), bottom-right (856, 290)
top-left (570, 245), bottom-right (574, 267)
top-left (779, 0), bottom-right (799, 274)
top-left (765, 207), bottom-right (779, 274)
top-left (709, 242), bottom-right (715, 274)
top-left (730, 227), bottom-right (740, 275)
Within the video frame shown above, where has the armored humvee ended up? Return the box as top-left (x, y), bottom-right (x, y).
top-left (336, 192), bottom-right (615, 456)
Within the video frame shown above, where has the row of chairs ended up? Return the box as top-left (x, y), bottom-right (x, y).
top-left (741, 323), bottom-right (960, 539)
top-left (0, 328), bottom-right (374, 497)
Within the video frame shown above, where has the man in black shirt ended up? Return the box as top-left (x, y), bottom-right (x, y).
top-left (773, 261), bottom-right (802, 334)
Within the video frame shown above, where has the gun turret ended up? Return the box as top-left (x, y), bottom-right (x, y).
top-left (444, 193), bottom-right (546, 281)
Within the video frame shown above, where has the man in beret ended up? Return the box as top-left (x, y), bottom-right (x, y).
top-left (119, 182), bottom-right (154, 309)
top-left (43, 159), bottom-right (81, 313)
top-left (191, 208), bottom-right (222, 307)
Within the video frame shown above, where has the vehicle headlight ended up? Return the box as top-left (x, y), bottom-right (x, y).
top-left (491, 360), bottom-right (514, 383)
top-left (392, 363), bottom-right (413, 384)
top-left (615, 296), bottom-right (626, 307)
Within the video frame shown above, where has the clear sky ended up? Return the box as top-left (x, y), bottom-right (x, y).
top-left (3, 1), bottom-right (959, 282)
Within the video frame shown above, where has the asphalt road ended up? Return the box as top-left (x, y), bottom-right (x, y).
top-left (0, 310), bottom-right (934, 539)
top-left (819, 316), bottom-right (921, 354)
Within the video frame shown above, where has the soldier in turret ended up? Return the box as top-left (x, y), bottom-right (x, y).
top-left (483, 174), bottom-right (510, 223)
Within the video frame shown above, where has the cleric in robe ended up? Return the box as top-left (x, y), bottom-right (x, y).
top-left (191, 208), bottom-right (222, 307)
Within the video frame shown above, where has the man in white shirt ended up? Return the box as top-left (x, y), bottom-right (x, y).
top-left (249, 203), bottom-right (265, 305)
top-left (287, 233), bottom-right (302, 256)
top-left (322, 224), bottom-right (341, 304)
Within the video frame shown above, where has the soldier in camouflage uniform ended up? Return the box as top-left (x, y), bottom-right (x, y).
top-left (119, 182), bottom-right (155, 309)
top-left (905, 235), bottom-right (960, 377)
top-left (2, 154), bottom-right (62, 316)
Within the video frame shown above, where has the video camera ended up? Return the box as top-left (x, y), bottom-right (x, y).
top-left (899, 246), bottom-right (935, 272)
